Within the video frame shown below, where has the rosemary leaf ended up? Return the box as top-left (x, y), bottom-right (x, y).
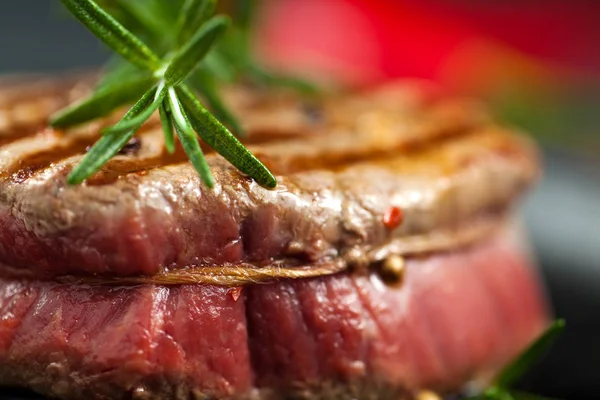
top-left (51, 75), bottom-right (155, 128)
top-left (164, 16), bottom-right (230, 87)
top-left (96, 0), bottom-right (182, 48)
top-left (68, 87), bottom-right (157, 185)
top-left (188, 69), bottom-right (243, 135)
top-left (102, 83), bottom-right (166, 135)
top-left (59, 0), bottom-right (160, 71)
top-left (509, 391), bottom-right (559, 400)
top-left (232, 0), bottom-right (256, 29)
top-left (113, 0), bottom-right (173, 39)
top-left (477, 387), bottom-right (514, 400)
top-left (95, 57), bottom-right (148, 90)
top-left (159, 101), bottom-right (176, 154)
top-left (177, 84), bottom-right (276, 188)
top-left (495, 320), bottom-right (565, 388)
top-left (168, 88), bottom-right (214, 187)
top-left (249, 63), bottom-right (319, 94)
top-left (487, 389), bottom-right (516, 400)
top-left (177, 0), bottom-right (217, 46)
top-left (202, 51), bottom-right (237, 82)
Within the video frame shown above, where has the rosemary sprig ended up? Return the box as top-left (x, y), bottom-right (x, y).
top-left (177, 0), bottom-right (216, 45)
top-left (51, 0), bottom-right (276, 188)
top-left (60, 0), bottom-right (160, 71)
top-left (469, 320), bottom-right (565, 400)
top-left (100, 0), bottom-right (181, 42)
top-left (176, 84), bottom-right (274, 185)
top-left (164, 16), bottom-right (230, 86)
top-left (96, 0), bottom-right (318, 129)
top-left (159, 102), bottom-right (176, 154)
top-left (52, 74), bottom-right (154, 127)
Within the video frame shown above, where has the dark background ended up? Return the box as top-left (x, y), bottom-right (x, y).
top-left (1, 1), bottom-right (599, 399)
top-left (0, 0), bottom-right (107, 73)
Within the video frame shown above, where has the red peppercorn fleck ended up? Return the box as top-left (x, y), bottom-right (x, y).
top-left (228, 286), bottom-right (243, 302)
top-left (383, 206), bottom-right (403, 229)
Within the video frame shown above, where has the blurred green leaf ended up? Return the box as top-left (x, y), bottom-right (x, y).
top-left (164, 16), bottom-right (230, 86)
top-left (102, 84), bottom-right (166, 135)
top-left (51, 74), bottom-right (155, 128)
top-left (495, 320), bottom-right (566, 388)
top-left (59, 0), bottom-right (160, 70)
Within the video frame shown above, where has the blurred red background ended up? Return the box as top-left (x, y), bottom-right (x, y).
top-left (256, 0), bottom-right (600, 154)
top-left (258, 0), bottom-right (600, 90)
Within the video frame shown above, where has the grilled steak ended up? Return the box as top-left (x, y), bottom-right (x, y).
top-left (0, 79), bottom-right (537, 278)
top-left (0, 76), bottom-right (548, 399)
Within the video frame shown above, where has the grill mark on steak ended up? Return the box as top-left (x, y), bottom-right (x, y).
top-left (1, 118), bottom-right (166, 184)
top-left (0, 78), bottom-right (325, 182)
top-left (81, 122), bottom-right (475, 186)
top-left (7, 138), bottom-right (92, 184)
top-left (0, 98), bottom-right (70, 147)
top-left (0, 76), bottom-right (82, 108)
top-left (0, 109), bottom-right (315, 185)
top-left (0, 78), bottom-right (486, 183)
top-left (0, 75), bottom-right (95, 147)
top-left (244, 100), bottom-right (489, 176)
top-left (0, 126), bottom-right (49, 148)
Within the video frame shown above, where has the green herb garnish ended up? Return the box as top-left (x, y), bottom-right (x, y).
top-left (97, 0), bottom-right (318, 122)
top-left (469, 319), bottom-right (565, 400)
top-left (51, 0), bottom-right (281, 188)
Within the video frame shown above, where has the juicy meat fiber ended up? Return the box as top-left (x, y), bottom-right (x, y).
top-left (0, 227), bottom-right (548, 400)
